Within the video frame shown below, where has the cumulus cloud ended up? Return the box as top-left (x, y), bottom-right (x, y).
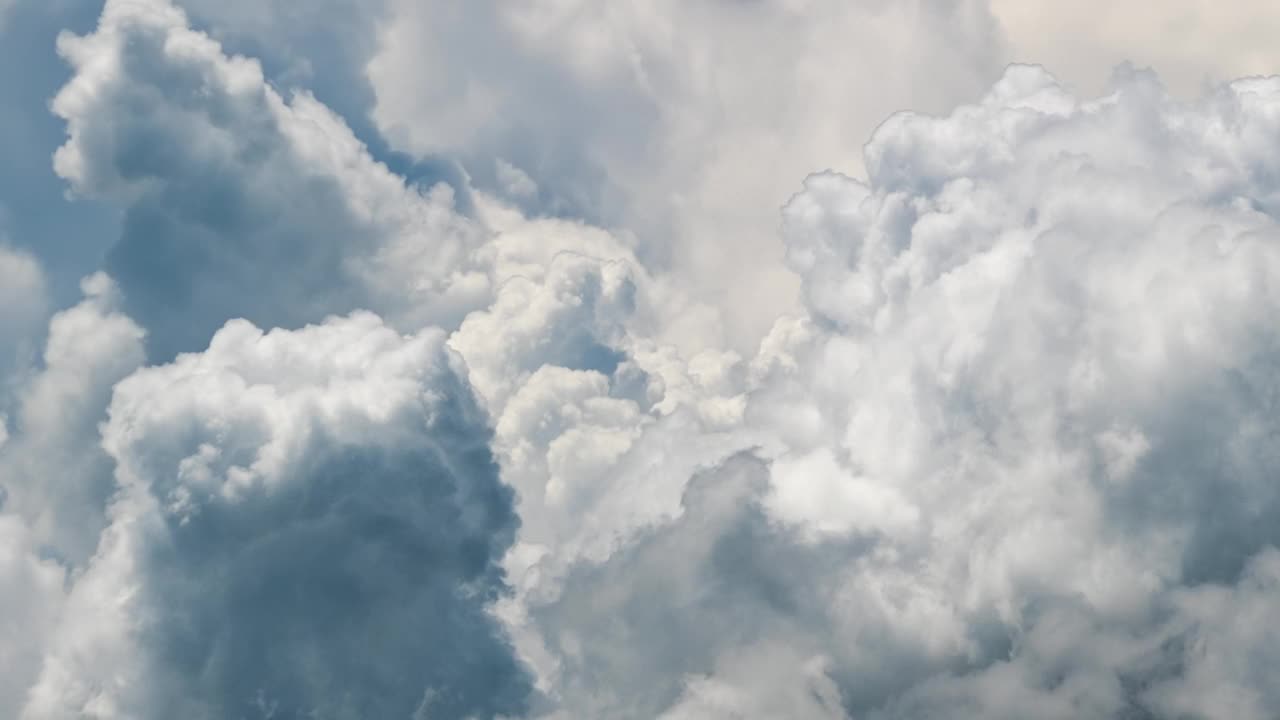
top-left (0, 273), bottom-right (144, 565)
top-left (0, 273), bottom-right (141, 719)
top-left (9, 0), bottom-right (1280, 717)
top-left (51, 0), bottom-right (491, 359)
top-left (22, 312), bottom-right (531, 720)
top-left (368, 0), bottom-right (1008, 352)
top-left (459, 53), bottom-right (1280, 719)
top-left (463, 64), bottom-right (1280, 719)
top-left (365, 0), bottom-right (1280, 357)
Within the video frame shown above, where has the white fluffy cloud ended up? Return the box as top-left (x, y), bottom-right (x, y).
top-left (471, 64), bottom-right (1280, 718)
top-left (366, 0), bottom-right (1280, 360)
top-left (368, 0), bottom-right (1007, 352)
top-left (0, 274), bottom-right (144, 565)
top-left (7, 0), bottom-right (1280, 717)
top-left (493, 53), bottom-right (1280, 716)
top-left (0, 274), bottom-right (141, 719)
top-left (0, 514), bottom-right (65, 720)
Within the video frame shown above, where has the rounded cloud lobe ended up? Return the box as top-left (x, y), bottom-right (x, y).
top-left (6, 0), bottom-right (1280, 718)
top-left (21, 313), bottom-right (530, 720)
top-left (50, 0), bottom-right (491, 360)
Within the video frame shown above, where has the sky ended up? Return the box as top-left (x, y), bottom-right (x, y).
top-left (2, 1), bottom-right (1280, 718)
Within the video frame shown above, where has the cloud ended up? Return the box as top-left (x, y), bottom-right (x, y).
top-left (442, 199), bottom-right (761, 691)
top-left (0, 273), bottom-right (145, 566)
top-left (21, 312), bottom-right (532, 720)
top-left (367, 0), bottom-right (1008, 352)
top-left (40, 7), bottom-right (749, 715)
top-left (741, 64), bottom-right (1280, 715)
top-left (51, 0), bottom-right (491, 359)
top-left (527, 453), bottom-right (1001, 718)
top-left (14, 1), bottom-right (1280, 717)
top-left (0, 514), bottom-right (66, 720)
top-left (528, 454), bottom-right (862, 718)
top-left (1144, 548), bottom-right (1280, 719)
top-left (0, 272), bottom-right (139, 720)
top-left (364, 0), bottom-right (1280, 359)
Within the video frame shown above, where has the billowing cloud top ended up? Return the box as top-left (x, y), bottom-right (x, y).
top-left (2, 0), bottom-right (1280, 718)
top-left (22, 312), bottom-right (531, 719)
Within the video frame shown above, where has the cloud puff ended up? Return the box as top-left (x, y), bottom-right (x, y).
top-left (21, 312), bottom-right (532, 720)
top-left (0, 273), bottom-right (141, 719)
top-left (0, 273), bottom-right (145, 566)
top-left (40, 7), bottom-right (749, 715)
top-left (0, 514), bottom-right (65, 720)
top-left (51, 0), bottom-right (491, 359)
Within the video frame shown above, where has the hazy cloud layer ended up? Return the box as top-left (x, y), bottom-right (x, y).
top-left (369, 0), bottom-right (1007, 353)
top-left (991, 0), bottom-right (1280, 97)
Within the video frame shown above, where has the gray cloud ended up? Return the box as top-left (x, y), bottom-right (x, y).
top-left (51, 0), bottom-right (491, 360)
top-left (530, 453), bottom-right (1022, 718)
top-left (22, 313), bottom-right (532, 720)
top-left (0, 272), bottom-right (140, 718)
top-left (9, 1), bottom-right (1280, 717)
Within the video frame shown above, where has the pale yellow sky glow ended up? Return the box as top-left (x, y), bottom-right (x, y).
top-left (992, 0), bottom-right (1280, 96)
